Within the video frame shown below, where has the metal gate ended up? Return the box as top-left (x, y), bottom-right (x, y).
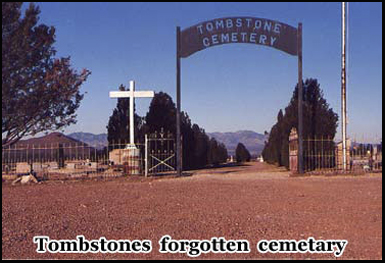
top-left (145, 129), bottom-right (176, 176)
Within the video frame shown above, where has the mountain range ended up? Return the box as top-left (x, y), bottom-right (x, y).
top-left (17, 132), bottom-right (87, 147)
top-left (68, 132), bottom-right (108, 149)
top-left (15, 132), bottom-right (378, 156)
top-left (207, 130), bottom-right (267, 156)
top-left (68, 130), bottom-right (267, 155)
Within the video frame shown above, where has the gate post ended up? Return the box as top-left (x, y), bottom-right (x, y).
top-left (289, 128), bottom-right (299, 173)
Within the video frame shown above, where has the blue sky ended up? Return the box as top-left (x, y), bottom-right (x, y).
top-left (32, 2), bottom-right (382, 143)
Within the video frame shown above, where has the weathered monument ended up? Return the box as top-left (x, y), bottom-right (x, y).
top-left (175, 17), bottom-right (304, 175)
top-left (109, 80), bottom-right (154, 174)
top-left (109, 80), bottom-right (155, 148)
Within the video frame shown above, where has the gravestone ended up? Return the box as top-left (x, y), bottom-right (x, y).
top-left (32, 163), bottom-right (43, 173)
top-left (109, 149), bottom-right (125, 165)
top-left (66, 162), bottom-right (77, 170)
top-left (109, 148), bottom-right (140, 175)
top-left (16, 163), bottom-right (31, 175)
top-left (47, 162), bottom-right (59, 170)
top-left (90, 162), bottom-right (98, 169)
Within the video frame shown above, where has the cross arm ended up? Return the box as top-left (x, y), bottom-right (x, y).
top-left (134, 91), bottom-right (155, 98)
top-left (109, 91), bottom-right (155, 98)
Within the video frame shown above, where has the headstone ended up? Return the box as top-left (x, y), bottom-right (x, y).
top-left (66, 162), bottom-right (76, 170)
top-left (16, 163), bottom-right (31, 175)
top-left (48, 162), bottom-right (59, 170)
top-left (32, 163), bottom-right (43, 173)
top-left (65, 161), bottom-right (83, 169)
top-left (109, 148), bottom-right (141, 175)
top-left (109, 149), bottom-right (125, 165)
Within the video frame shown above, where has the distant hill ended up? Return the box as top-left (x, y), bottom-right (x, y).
top-left (16, 132), bottom-right (87, 147)
top-left (14, 132), bottom-right (379, 158)
top-left (207, 130), bottom-right (267, 156)
top-left (68, 132), bottom-right (108, 149)
top-left (66, 131), bottom-right (267, 155)
top-left (13, 132), bottom-right (93, 160)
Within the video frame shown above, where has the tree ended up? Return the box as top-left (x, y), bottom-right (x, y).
top-left (208, 138), bottom-right (219, 165)
top-left (145, 92), bottom-right (176, 135)
top-left (106, 84), bottom-right (145, 145)
top-left (144, 91), bottom-right (228, 170)
top-left (180, 111), bottom-right (195, 169)
top-left (191, 124), bottom-right (209, 168)
top-left (2, 3), bottom-right (90, 147)
top-left (262, 79), bottom-right (338, 169)
top-left (217, 142), bottom-right (229, 164)
top-left (235, 143), bottom-right (251, 163)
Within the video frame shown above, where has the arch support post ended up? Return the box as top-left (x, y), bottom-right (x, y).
top-left (297, 23), bottom-right (304, 174)
top-left (176, 26), bottom-right (182, 176)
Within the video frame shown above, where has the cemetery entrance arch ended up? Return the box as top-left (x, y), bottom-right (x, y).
top-left (176, 17), bottom-right (304, 175)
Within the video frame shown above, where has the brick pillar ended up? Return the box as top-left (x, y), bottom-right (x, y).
top-left (289, 128), bottom-right (299, 173)
top-left (335, 139), bottom-right (351, 170)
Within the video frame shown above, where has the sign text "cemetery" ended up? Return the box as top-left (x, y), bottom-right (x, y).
top-left (180, 17), bottom-right (298, 58)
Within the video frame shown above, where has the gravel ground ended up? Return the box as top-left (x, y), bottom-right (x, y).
top-left (2, 162), bottom-right (382, 260)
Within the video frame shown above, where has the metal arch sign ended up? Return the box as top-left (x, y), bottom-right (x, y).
top-left (175, 17), bottom-right (304, 176)
top-left (180, 17), bottom-right (299, 58)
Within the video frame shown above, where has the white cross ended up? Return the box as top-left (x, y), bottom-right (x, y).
top-left (109, 80), bottom-right (154, 147)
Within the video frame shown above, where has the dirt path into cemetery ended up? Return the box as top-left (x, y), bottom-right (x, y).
top-left (2, 162), bottom-right (382, 260)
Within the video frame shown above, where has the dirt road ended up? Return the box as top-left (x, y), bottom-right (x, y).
top-left (2, 162), bottom-right (382, 259)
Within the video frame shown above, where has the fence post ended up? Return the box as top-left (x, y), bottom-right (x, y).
top-left (8, 145), bottom-right (11, 168)
top-left (58, 143), bottom-right (64, 169)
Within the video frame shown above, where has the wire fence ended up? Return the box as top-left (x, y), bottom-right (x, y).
top-left (303, 137), bottom-right (382, 174)
top-left (2, 141), bottom-right (146, 181)
top-left (3, 136), bottom-right (381, 180)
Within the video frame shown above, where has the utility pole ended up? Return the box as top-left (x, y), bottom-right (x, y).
top-left (341, 2), bottom-right (348, 170)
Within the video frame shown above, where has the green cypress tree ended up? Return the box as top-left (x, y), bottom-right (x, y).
top-left (106, 85), bottom-right (144, 145)
top-left (262, 78), bottom-right (338, 169)
top-left (236, 143), bottom-right (251, 163)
